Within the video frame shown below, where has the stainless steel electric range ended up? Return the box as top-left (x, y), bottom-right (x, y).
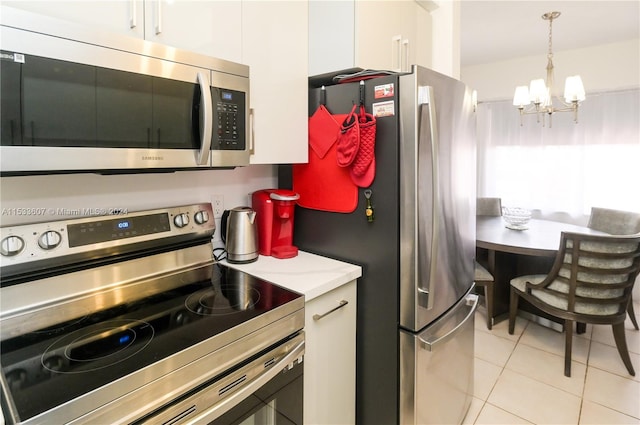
top-left (0, 203), bottom-right (304, 425)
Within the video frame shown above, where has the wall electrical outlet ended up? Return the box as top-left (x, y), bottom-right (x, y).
top-left (211, 194), bottom-right (224, 218)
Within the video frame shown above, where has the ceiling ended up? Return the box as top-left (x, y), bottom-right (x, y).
top-left (460, 1), bottom-right (640, 67)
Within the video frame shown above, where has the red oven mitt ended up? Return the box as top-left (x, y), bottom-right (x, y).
top-left (350, 105), bottom-right (377, 188)
top-left (351, 105), bottom-right (376, 177)
top-left (336, 104), bottom-right (360, 167)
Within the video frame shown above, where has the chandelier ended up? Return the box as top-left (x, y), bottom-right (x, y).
top-left (512, 11), bottom-right (586, 127)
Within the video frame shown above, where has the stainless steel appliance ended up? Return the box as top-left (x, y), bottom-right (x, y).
top-left (280, 65), bottom-right (478, 424)
top-left (0, 6), bottom-right (250, 175)
top-left (0, 203), bottom-right (304, 424)
top-left (221, 206), bottom-right (259, 264)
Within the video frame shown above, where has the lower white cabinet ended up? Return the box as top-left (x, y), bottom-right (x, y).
top-left (304, 280), bottom-right (357, 425)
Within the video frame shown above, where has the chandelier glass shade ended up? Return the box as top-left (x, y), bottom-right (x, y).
top-left (513, 11), bottom-right (586, 126)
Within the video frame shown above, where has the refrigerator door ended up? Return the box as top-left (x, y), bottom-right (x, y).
top-left (399, 292), bottom-right (478, 425)
top-left (398, 65), bottom-right (476, 331)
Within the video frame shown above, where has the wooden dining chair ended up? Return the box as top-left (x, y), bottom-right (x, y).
top-left (475, 197), bottom-right (502, 329)
top-left (508, 232), bottom-right (640, 377)
top-left (588, 207), bottom-right (640, 330)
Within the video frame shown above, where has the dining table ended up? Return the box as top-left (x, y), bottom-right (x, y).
top-left (475, 216), bottom-right (606, 328)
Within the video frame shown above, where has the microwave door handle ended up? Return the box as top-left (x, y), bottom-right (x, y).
top-left (416, 86), bottom-right (439, 311)
top-left (197, 72), bottom-right (213, 165)
top-left (249, 108), bottom-right (255, 155)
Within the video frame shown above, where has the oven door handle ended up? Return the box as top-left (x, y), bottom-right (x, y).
top-left (136, 334), bottom-right (305, 425)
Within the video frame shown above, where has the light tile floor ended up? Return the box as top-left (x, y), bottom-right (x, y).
top-left (464, 300), bottom-right (640, 425)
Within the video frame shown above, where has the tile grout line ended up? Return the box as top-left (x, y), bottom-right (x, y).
top-left (577, 322), bottom-right (594, 425)
top-left (474, 318), bottom-right (531, 424)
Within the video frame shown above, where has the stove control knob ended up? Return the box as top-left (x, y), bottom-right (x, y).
top-left (174, 213), bottom-right (190, 228)
top-left (38, 230), bottom-right (62, 250)
top-left (1, 235), bottom-right (25, 256)
top-left (194, 210), bottom-right (209, 225)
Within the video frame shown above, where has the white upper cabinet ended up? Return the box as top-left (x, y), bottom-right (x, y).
top-left (143, 0), bottom-right (242, 62)
top-left (242, 1), bottom-right (309, 164)
top-left (3, 0), bottom-right (242, 62)
top-left (1, 1), bottom-right (145, 38)
top-left (309, 0), bottom-right (432, 75)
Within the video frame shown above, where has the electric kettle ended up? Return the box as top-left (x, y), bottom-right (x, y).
top-left (221, 206), bottom-right (259, 264)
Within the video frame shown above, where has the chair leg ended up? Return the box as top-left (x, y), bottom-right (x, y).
top-left (628, 299), bottom-right (639, 331)
top-left (612, 323), bottom-right (636, 376)
top-left (485, 283), bottom-right (494, 330)
top-left (576, 322), bottom-right (587, 334)
top-left (508, 288), bottom-right (518, 335)
top-left (564, 320), bottom-right (573, 377)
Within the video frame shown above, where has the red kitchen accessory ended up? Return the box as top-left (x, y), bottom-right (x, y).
top-left (336, 104), bottom-right (360, 167)
top-left (308, 104), bottom-right (339, 158)
top-left (252, 189), bottom-right (300, 259)
top-left (351, 105), bottom-right (376, 177)
top-left (293, 91), bottom-right (358, 213)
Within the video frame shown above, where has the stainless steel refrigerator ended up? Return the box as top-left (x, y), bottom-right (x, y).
top-left (279, 65), bottom-right (478, 425)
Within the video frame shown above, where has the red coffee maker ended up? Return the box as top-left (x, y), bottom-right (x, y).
top-left (252, 189), bottom-right (300, 259)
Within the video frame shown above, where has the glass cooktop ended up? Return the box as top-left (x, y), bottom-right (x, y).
top-left (0, 264), bottom-right (302, 422)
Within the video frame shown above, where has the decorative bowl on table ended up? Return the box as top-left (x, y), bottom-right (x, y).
top-left (502, 207), bottom-right (532, 230)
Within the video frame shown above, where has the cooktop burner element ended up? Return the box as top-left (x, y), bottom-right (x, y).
top-left (41, 319), bottom-right (155, 374)
top-left (185, 287), bottom-right (261, 315)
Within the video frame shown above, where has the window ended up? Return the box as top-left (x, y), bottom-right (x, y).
top-left (477, 89), bottom-right (640, 219)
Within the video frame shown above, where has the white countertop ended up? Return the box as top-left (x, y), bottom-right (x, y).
top-left (220, 251), bottom-right (362, 301)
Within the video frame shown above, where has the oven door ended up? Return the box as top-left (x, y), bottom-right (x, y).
top-left (135, 332), bottom-right (304, 425)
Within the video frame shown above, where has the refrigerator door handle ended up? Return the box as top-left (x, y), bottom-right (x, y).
top-left (416, 85), bottom-right (439, 311)
top-left (417, 294), bottom-right (478, 352)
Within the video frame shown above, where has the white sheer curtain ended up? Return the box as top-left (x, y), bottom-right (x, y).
top-left (476, 89), bottom-right (640, 223)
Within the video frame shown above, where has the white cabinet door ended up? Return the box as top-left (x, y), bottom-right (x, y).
top-left (242, 1), bottom-right (308, 164)
top-left (4, 1), bottom-right (242, 61)
top-left (355, 0), bottom-right (405, 71)
top-left (304, 280), bottom-right (357, 425)
top-left (1, 0), bottom-right (144, 38)
top-left (143, 0), bottom-right (242, 62)
top-left (309, 0), bottom-right (432, 75)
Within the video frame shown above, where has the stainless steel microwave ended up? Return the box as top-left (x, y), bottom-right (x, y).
top-left (0, 7), bottom-right (250, 175)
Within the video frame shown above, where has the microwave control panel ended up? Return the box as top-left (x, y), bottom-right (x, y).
top-left (212, 87), bottom-right (246, 151)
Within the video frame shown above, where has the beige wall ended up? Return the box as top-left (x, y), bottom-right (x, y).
top-left (461, 39), bottom-right (640, 101)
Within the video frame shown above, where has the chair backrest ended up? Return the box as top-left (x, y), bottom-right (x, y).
top-left (588, 207), bottom-right (640, 235)
top-left (533, 232), bottom-right (640, 319)
top-left (477, 197), bottom-right (502, 217)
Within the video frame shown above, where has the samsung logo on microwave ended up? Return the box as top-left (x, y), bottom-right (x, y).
top-left (142, 155), bottom-right (164, 161)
